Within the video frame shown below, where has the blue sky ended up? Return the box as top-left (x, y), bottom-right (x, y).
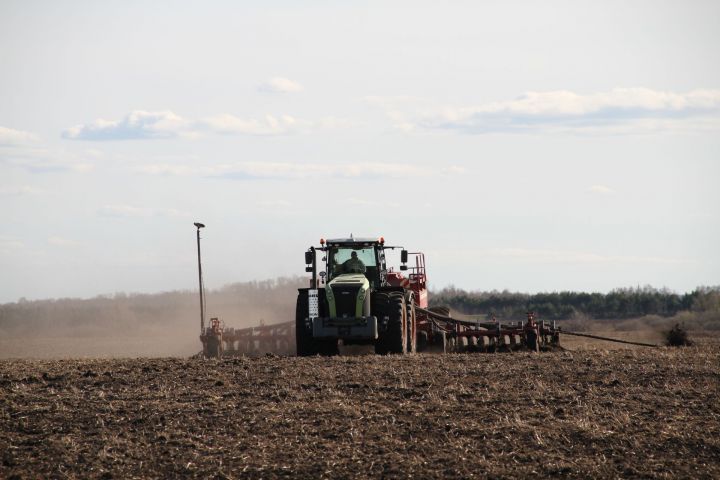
top-left (1, 1), bottom-right (719, 302)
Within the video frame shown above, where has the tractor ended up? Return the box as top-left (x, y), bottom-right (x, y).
top-left (296, 236), bottom-right (428, 356)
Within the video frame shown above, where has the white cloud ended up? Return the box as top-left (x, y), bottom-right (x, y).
top-left (134, 161), bottom-right (463, 180)
top-left (201, 114), bottom-right (309, 135)
top-left (0, 185), bottom-right (44, 196)
top-left (346, 197), bottom-right (401, 208)
top-left (438, 247), bottom-right (688, 266)
top-left (0, 127), bottom-right (95, 173)
top-left (258, 77), bottom-right (303, 93)
top-left (63, 110), bottom-right (191, 140)
top-left (97, 205), bottom-right (190, 218)
top-left (200, 114), bottom-right (351, 135)
top-left (63, 110), bottom-right (344, 140)
top-left (134, 164), bottom-right (204, 176)
top-left (0, 235), bottom-right (25, 253)
top-left (47, 236), bottom-right (82, 247)
top-left (0, 147), bottom-right (94, 173)
top-left (369, 88), bottom-right (720, 134)
top-left (0, 126), bottom-right (39, 146)
top-left (256, 199), bottom-right (293, 209)
top-left (588, 185), bottom-right (615, 195)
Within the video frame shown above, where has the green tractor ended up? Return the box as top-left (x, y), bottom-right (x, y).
top-left (296, 236), bottom-right (423, 356)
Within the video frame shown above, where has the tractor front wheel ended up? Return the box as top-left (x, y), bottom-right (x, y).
top-left (375, 294), bottom-right (406, 355)
top-left (296, 293), bottom-right (316, 356)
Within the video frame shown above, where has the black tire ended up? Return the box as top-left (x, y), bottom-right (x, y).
top-left (417, 331), bottom-right (429, 352)
top-left (467, 335), bottom-right (478, 352)
top-left (296, 292), bottom-right (340, 357)
top-left (375, 294), bottom-right (406, 355)
top-left (205, 335), bottom-right (222, 358)
top-left (406, 295), bottom-right (416, 354)
top-left (525, 329), bottom-right (539, 352)
top-left (370, 291), bottom-right (389, 325)
top-left (371, 292), bottom-right (389, 354)
top-left (296, 293), bottom-right (316, 356)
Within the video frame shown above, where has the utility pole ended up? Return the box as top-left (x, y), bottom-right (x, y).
top-left (194, 222), bottom-right (206, 334)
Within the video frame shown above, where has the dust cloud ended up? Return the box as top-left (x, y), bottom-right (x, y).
top-left (0, 277), bottom-right (306, 359)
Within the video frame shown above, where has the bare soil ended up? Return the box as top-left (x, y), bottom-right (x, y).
top-left (1, 347), bottom-right (719, 479)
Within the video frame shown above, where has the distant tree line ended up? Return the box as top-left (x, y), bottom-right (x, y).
top-left (429, 285), bottom-right (720, 321)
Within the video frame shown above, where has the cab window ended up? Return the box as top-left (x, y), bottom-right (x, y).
top-left (328, 247), bottom-right (376, 279)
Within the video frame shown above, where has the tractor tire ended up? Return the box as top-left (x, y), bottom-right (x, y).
top-left (371, 292), bottom-right (389, 324)
top-left (295, 293), bottom-right (317, 356)
top-left (375, 294), bottom-right (406, 355)
top-left (371, 291), bottom-right (388, 354)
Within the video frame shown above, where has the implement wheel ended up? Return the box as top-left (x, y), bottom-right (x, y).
top-left (525, 329), bottom-right (539, 352)
top-left (205, 334), bottom-right (222, 358)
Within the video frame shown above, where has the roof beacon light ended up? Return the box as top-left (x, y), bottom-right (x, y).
top-left (379, 236), bottom-right (385, 245)
top-left (320, 238), bottom-right (325, 245)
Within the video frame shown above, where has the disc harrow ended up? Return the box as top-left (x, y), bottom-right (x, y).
top-left (200, 319), bottom-right (295, 358)
top-left (416, 308), bottom-right (560, 353)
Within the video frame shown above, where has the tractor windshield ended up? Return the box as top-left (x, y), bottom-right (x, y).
top-left (328, 246), bottom-right (377, 280)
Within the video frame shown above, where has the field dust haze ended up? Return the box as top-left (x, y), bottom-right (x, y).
top-left (0, 277), bottom-right (305, 359)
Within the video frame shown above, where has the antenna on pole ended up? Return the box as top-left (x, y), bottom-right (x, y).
top-left (194, 222), bottom-right (206, 334)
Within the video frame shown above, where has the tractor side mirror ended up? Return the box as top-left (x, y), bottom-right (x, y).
top-left (400, 250), bottom-right (408, 263)
top-left (305, 251), bottom-right (313, 265)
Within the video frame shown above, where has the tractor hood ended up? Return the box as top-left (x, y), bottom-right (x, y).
top-left (328, 273), bottom-right (369, 287)
top-left (325, 274), bottom-right (370, 318)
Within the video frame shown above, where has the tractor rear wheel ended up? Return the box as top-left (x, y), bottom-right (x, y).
top-left (406, 296), bottom-right (416, 353)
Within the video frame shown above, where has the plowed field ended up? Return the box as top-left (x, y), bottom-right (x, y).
top-left (2, 347), bottom-right (719, 479)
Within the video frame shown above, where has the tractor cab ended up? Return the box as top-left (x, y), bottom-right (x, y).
top-left (324, 238), bottom-right (388, 287)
